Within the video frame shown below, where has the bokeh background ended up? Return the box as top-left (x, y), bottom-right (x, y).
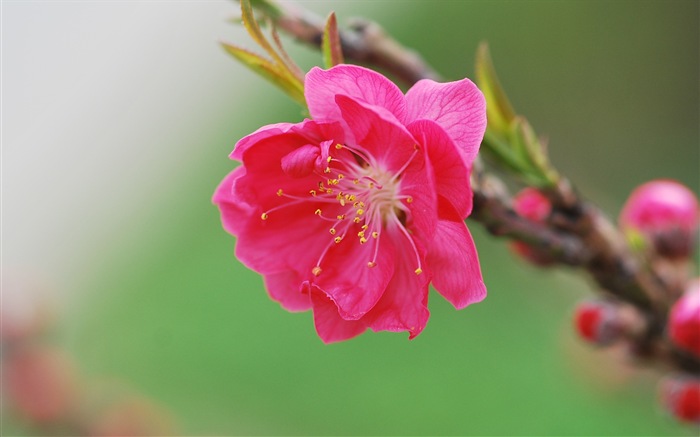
top-left (3, 0), bottom-right (698, 435)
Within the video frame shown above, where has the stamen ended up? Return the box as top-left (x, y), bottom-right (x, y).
top-left (329, 228), bottom-right (336, 235)
top-left (276, 189), bottom-right (284, 197)
top-left (390, 214), bottom-right (423, 275)
top-left (261, 213), bottom-right (268, 220)
top-left (391, 148), bottom-right (420, 182)
top-left (312, 266), bottom-right (322, 276)
top-left (367, 261), bottom-right (376, 268)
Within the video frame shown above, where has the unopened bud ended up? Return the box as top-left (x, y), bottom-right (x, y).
top-left (509, 188), bottom-right (555, 266)
top-left (619, 180), bottom-right (699, 259)
top-left (659, 375), bottom-right (700, 424)
top-left (573, 299), bottom-right (622, 346)
top-left (668, 279), bottom-right (700, 357)
top-left (513, 187), bottom-right (552, 222)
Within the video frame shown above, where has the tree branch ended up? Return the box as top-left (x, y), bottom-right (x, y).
top-left (253, 0), bottom-right (441, 85)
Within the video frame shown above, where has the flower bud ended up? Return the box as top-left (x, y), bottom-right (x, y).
top-left (509, 188), bottom-right (555, 266)
top-left (668, 279), bottom-right (700, 357)
top-left (620, 180), bottom-right (699, 259)
top-left (573, 299), bottom-right (621, 346)
top-left (659, 375), bottom-right (700, 424)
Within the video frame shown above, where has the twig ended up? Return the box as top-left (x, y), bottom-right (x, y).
top-left (255, 0), bottom-right (441, 85)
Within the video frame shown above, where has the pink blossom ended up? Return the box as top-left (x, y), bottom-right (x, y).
top-left (214, 65), bottom-right (487, 342)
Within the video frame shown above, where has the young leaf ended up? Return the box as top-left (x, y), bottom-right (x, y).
top-left (220, 42), bottom-right (305, 105)
top-left (476, 42), bottom-right (516, 137)
top-left (322, 12), bottom-right (344, 68)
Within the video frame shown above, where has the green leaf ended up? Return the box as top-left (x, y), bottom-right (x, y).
top-left (240, 0), bottom-right (283, 66)
top-left (220, 42), bottom-right (305, 105)
top-left (476, 42), bottom-right (516, 137)
top-left (322, 12), bottom-right (344, 69)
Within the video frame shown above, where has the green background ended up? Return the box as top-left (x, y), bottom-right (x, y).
top-left (6, 0), bottom-right (698, 435)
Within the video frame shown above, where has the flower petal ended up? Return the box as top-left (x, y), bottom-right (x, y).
top-left (426, 204), bottom-right (486, 309)
top-left (305, 65), bottom-right (406, 123)
top-left (334, 94), bottom-right (416, 172)
top-left (404, 78), bottom-right (486, 165)
top-left (213, 166), bottom-right (253, 236)
top-left (234, 199), bottom-right (337, 276)
top-left (407, 119), bottom-right (473, 218)
top-left (308, 283), bottom-right (367, 343)
top-left (364, 225), bottom-right (431, 339)
top-left (231, 122), bottom-right (298, 161)
top-left (263, 271), bottom-right (312, 312)
top-left (312, 229), bottom-right (396, 320)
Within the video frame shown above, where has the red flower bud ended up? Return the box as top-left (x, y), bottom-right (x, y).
top-left (669, 279), bottom-right (700, 357)
top-left (509, 188), bottom-right (555, 266)
top-left (659, 375), bottom-right (700, 424)
top-left (573, 300), bottom-right (621, 345)
top-left (620, 180), bottom-right (699, 258)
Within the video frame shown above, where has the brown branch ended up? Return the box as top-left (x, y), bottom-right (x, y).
top-left (255, 0), bottom-right (441, 85)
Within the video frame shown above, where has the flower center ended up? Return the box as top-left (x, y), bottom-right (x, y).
top-left (262, 143), bottom-right (422, 278)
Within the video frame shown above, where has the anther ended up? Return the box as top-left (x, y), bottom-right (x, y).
top-left (357, 209), bottom-right (365, 216)
top-left (324, 167), bottom-right (331, 174)
top-left (360, 237), bottom-right (368, 244)
top-left (406, 197), bottom-right (413, 204)
top-left (276, 189), bottom-right (283, 197)
top-left (261, 213), bottom-right (269, 220)
top-left (309, 190), bottom-right (317, 197)
top-left (334, 237), bottom-right (342, 244)
top-left (414, 268), bottom-right (423, 275)
top-left (315, 209), bottom-right (322, 216)
top-left (329, 228), bottom-right (336, 235)
top-left (327, 156), bottom-right (332, 163)
top-left (372, 231), bottom-right (379, 239)
top-left (337, 214), bottom-right (346, 220)
top-left (335, 143), bottom-right (343, 150)
top-left (353, 217), bottom-right (361, 224)
top-left (312, 266), bottom-right (322, 276)
top-left (367, 261), bottom-right (377, 268)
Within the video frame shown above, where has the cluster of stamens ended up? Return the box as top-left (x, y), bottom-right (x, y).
top-left (261, 143), bottom-right (423, 278)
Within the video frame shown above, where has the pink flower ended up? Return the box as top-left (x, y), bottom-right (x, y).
top-left (619, 180), bottom-right (699, 258)
top-left (214, 65), bottom-right (487, 343)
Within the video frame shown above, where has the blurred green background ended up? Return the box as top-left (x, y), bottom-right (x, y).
top-left (3, 0), bottom-right (698, 435)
